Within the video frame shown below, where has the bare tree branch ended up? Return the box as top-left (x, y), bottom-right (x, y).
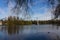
top-left (48, 0), bottom-right (60, 19)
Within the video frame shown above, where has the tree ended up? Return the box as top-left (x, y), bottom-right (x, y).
top-left (5, 0), bottom-right (60, 20)
top-left (7, 0), bottom-right (33, 19)
top-left (48, 0), bottom-right (60, 19)
top-left (54, 4), bottom-right (60, 19)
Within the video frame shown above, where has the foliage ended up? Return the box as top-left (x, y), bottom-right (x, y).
top-left (48, 0), bottom-right (60, 19)
top-left (6, 16), bottom-right (32, 26)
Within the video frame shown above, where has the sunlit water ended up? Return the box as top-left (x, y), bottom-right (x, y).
top-left (0, 24), bottom-right (60, 40)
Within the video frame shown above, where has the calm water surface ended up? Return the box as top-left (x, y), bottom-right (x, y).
top-left (0, 24), bottom-right (60, 40)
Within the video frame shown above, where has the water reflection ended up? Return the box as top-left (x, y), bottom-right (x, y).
top-left (1, 24), bottom-right (60, 35)
top-left (0, 24), bottom-right (60, 40)
top-left (1, 25), bottom-right (24, 35)
top-left (8, 26), bottom-right (19, 35)
top-left (56, 24), bottom-right (60, 30)
top-left (52, 24), bottom-right (60, 30)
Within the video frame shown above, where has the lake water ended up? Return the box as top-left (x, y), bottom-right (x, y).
top-left (0, 24), bottom-right (60, 40)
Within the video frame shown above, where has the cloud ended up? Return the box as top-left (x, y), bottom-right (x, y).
top-left (31, 13), bottom-right (51, 20)
top-left (0, 1), bottom-right (15, 19)
top-left (0, 0), bottom-right (53, 20)
top-left (0, 8), bottom-right (5, 14)
top-left (0, 1), bottom-right (13, 18)
top-left (31, 7), bottom-right (52, 20)
top-left (0, 8), bottom-right (9, 19)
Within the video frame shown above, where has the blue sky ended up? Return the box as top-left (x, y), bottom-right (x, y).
top-left (0, 0), bottom-right (53, 20)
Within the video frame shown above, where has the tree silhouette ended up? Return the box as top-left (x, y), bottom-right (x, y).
top-left (4, 0), bottom-right (60, 20)
top-left (9, 0), bottom-right (60, 19)
top-left (7, 0), bottom-right (33, 19)
top-left (54, 4), bottom-right (60, 19)
top-left (48, 0), bottom-right (60, 19)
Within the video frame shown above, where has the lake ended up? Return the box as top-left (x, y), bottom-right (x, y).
top-left (0, 24), bottom-right (60, 40)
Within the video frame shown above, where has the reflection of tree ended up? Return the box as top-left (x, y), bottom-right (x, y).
top-left (7, 26), bottom-right (23, 35)
top-left (56, 24), bottom-right (60, 30)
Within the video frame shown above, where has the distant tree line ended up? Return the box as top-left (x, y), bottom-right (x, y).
top-left (1, 16), bottom-right (60, 26)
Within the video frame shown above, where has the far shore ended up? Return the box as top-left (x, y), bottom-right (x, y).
top-left (0, 19), bottom-right (60, 26)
